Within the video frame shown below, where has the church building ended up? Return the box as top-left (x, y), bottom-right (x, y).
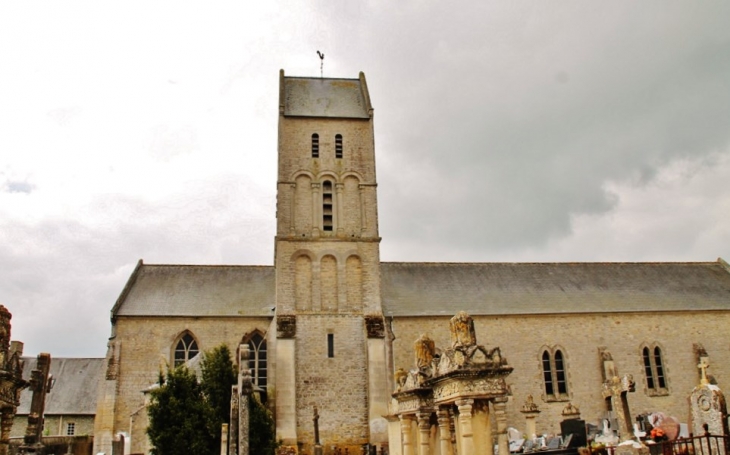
top-left (93, 70), bottom-right (730, 455)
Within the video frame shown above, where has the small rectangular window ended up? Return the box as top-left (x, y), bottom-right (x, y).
top-left (327, 333), bottom-right (334, 358)
top-left (66, 422), bottom-right (76, 436)
top-left (312, 133), bottom-right (320, 158)
top-left (335, 134), bottom-right (343, 159)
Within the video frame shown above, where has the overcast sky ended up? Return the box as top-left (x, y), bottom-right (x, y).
top-left (2, 1), bottom-right (729, 357)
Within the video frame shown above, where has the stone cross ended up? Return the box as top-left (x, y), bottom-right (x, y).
top-left (313, 405), bottom-right (323, 455)
top-left (20, 353), bottom-right (52, 454)
top-left (698, 357), bottom-right (710, 386)
top-left (313, 405), bottom-right (320, 445)
top-left (600, 349), bottom-right (635, 442)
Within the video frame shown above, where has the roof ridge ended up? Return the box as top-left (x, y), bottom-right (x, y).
top-left (142, 263), bottom-right (274, 268)
top-left (380, 261), bottom-right (720, 266)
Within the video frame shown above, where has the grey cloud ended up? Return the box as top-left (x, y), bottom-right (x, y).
top-left (5, 181), bottom-right (34, 194)
top-left (316, 1), bottom-right (730, 260)
top-left (0, 174), bottom-right (274, 357)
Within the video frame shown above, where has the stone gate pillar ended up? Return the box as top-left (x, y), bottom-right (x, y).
top-left (416, 411), bottom-right (431, 455)
top-left (456, 399), bottom-right (475, 455)
top-left (400, 415), bottom-right (416, 455)
top-left (494, 397), bottom-right (510, 455)
top-left (436, 406), bottom-right (454, 455)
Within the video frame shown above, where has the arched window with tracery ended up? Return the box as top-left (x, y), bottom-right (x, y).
top-left (541, 347), bottom-right (569, 401)
top-left (173, 332), bottom-right (199, 367)
top-left (642, 343), bottom-right (669, 395)
top-left (244, 331), bottom-right (267, 398)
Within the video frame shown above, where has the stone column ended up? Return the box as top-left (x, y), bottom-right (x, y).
top-left (520, 395), bottom-right (541, 439)
top-left (0, 411), bottom-right (13, 455)
top-left (522, 411), bottom-right (539, 439)
top-left (311, 182), bottom-right (321, 237)
top-left (289, 183), bottom-right (296, 236)
top-left (275, 319), bottom-right (297, 446)
top-left (416, 411), bottom-right (431, 455)
top-left (449, 408), bottom-right (458, 455)
top-left (229, 386), bottom-right (238, 455)
top-left (358, 184), bottom-right (367, 234)
top-left (239, 346), bottom-right (253, 455)
top-left (400, 415), bottom-right (416, 455)
top-left (494, 397), bottom-right (509, 455)
top-left (473, 401), bottom-right (493, 455)
top-left (436, 407), bottom-right (454, 455)
top-left (456, 399), bottom-right (475, 455)
top-left (335, 183), bottom-right (345, 237)
top-left (221, 423), bottom-right (228, 455)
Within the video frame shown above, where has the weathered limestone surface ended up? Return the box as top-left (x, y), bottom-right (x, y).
top-left (93, 317), bottom-right (270, 454)
top-left (690, 356), bottom-right (728, 444)
top-left (391, 312), bottom-right (730, 434)
top-left (0, 306), bottom-right (28, 455)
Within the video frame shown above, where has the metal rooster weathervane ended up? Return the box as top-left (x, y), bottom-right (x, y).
top-left (317, 50), bottom-right (324, 77)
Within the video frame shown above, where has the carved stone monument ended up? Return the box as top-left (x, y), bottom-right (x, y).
top-left (520, 395), bottom-right (541, 439)
top-left (19, 352), bottom-right (53, 455)
top-left (690, 352), bottom-right (728, 453)
top-left (238, 345), bottom-right (253, 455)
top-left (392, 311), bottom-right (513, 455)
top-left (599, 348), bottom-right (635, 443)
top-left (0, 305), bottom-right (29, 455)
top-left (228, 344), bottom-right (258, 455)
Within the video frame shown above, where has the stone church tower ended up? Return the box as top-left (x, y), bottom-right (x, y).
top-left (273, 70), bottom-right (389, 452)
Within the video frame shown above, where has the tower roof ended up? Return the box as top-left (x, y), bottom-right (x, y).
top-left (279, 70), bottom-right (372, 119)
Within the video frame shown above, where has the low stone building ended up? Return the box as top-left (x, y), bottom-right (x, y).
top-left (13, 357), bottom-right (103, 439)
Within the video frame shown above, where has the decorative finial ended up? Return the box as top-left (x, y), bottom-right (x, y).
top-left (317, 50), bottom-right (325, 78)
top-left (698, 357), bottom-right (710, 386)
top-left (521, 394), bottom-right (540, 413)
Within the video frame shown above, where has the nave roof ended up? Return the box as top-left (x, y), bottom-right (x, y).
top-left (380, 260), bottom-right (730, 316)
top-left (111, 259), bottom-right (730, 318)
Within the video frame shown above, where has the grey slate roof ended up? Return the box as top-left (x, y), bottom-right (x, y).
top-left (114, 263), bottom-right (275, 317)
top-left (17, 357), bottom-right (103, 415)
top-left (282, 75), bottom-right (371, 119)
top-left (112, 260), bottom-right (730, 318)
top-left (380, 261), bottom-right (730, 317)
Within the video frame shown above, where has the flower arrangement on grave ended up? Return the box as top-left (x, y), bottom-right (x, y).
top-left (651, 427), bottom-right (667, 442)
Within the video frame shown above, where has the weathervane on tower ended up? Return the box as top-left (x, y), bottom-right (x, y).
top-left (317, 50), bottom-right (324, 77)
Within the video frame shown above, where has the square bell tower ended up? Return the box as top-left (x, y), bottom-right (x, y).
top-left (273, 70), bottom-right (389, 453)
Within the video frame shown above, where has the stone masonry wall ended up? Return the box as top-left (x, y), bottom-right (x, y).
top-left (107, 316), bottom-right (272, 454)
top-left (11, 415), bottom-right (95, 438)
top-left (275, 240), bottom-right (382, 315)
top-left (277, 117), bottom-right (377, 240)
top-left (390, 311), bottom-right (730, 436)
top-left (295, 314), bottom-right (369, 452)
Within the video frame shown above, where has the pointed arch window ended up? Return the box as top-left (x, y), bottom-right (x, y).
top-left (248, 332), bottom-right (267, 389)
top-left (173, 332), bottom-right (199, 367)
top-left (542, 347), bottom-right (569, 401)
top-left (335, 134), bottom-right (343, 158)
top-left (642, 344), bottom-right (669, 396)
top-left (312, 133), bottom-right (319, 158)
